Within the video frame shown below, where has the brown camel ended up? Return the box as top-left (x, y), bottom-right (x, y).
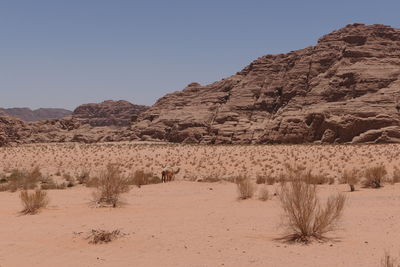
top-left (161, 166), bottom-right (180, 183)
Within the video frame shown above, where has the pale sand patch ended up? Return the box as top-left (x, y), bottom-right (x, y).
top-left (0, 182), bottom-right (399, 266)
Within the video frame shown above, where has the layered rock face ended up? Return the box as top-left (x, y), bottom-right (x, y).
top-left (132, 23), bottom-right (400, 144)
top-left (73, 100), bottom-right (149, 127)
top-left (0, 100), bottom-right (148, 146)
top-left (0, 108), bottom-right (72, 122)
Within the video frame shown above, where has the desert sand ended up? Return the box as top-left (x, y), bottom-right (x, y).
top-left (0, 142), bottom-right (400, 266)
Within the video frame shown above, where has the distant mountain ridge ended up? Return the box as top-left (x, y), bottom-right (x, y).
top-left (0, 107), bottom-right (72, 122)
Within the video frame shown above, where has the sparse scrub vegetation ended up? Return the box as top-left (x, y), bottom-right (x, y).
top-left (258, 185), bottom-right (269, 201)
top-left (92, 164), bottom-right (130, 207)
top-left (40, 177), bottom-right (67, 190)
top-left (392, 166), bottom-right (400, 184)
top-left (86, 229), bottom-right (123, 244)
top-left (340, 168), bottom-right (360, 192)
top-left (63, 173), bottom-right (75, 187)
top-left (362, 165), bottom-right (387, 188)
top-left (235, 176), bottom-right (255, 200)
top-left (0, 167), bottom-right (43, 192)
top-left (278, 166), bottom-right (346, 243)
top-left (256, 175), bottom-right (266, 184)
top-left (381, 252), bottom-right (400, 267)
top-left (76, 168), bottom-right (91, 184)
top-left (129, 170), bottom-right (160, 188)
top-left (302, 170), bottom-right (328, 185)
top-left (19, 189), bottom-right (49, 215)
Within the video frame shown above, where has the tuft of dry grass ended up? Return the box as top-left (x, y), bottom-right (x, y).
top-left (278, 166), bottom-right (346, 243)
top-left (92, 164), bottom-right (130, 207)
top-left (256, 175), bottom-right (266, 184)
top-left (20, 189), bottom-right (49, 215)
top-left (235, 176), bottom-right (255, 200)
top-left (40, 177), bottom-right (67, 190)
top-left (340, 168), bottom-right (360, 192)
top-left (362, 165), bottom-right (387, 188)
top-left (2, 167), bottom-right (43, 192)
top-left (302, 170), bottom-right (328, 185)
top-left (258, 185), bottom-right (269, 201)
top-left (86, 229), bottom-right (123, 244)
top-left (381, 252), bottom-right (400, 267)
top-left (76, 168), bottom-right (91, 184)
top-left (392, 167), bottom-right (400, 184)
top-left (129, 170), bottom-right (161, 188)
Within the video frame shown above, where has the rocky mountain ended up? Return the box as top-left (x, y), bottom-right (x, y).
top-left (0, 100), bottom-right (148, 146)
top-left (0, 108), bottom-right (72, 122)
top-left (72, 100), bottom-right (149, 127)
top-left (132, 23), bottom-right (400, 144)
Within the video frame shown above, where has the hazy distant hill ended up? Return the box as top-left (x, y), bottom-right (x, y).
top-left (0, 107), bottom-right (72, 122)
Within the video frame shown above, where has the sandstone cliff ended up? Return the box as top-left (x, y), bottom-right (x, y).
top-left (72, 100), bottom-right (149, 127)
top-left (0, 100), bottom-right (148, 146)
top-left (132, 23), bottom-right (400, 144)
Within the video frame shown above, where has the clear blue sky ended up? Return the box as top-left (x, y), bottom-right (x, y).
top-left (1, 0), bottom-right (399, 110)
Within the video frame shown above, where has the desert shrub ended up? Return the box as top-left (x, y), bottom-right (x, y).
top-left (235, 176), bottom-right (255, 200)
top-left (266, 176), bottom-right (276, 185)
top-left (5, 167), bottom-right (43, 192)
top-left (392, 167), bottom-right (400, 184)
top-left (40, 177), bottom-right (67, 190)
top-left (129, 170), bottom-right (161, 188)
top-left (86, 177), bottom-right (100, 188)
top-left (362, 165), bottom-right (387, 188)
top-left (302, 170), bottom-right (328, 185)
top-left (258, 185), bottom-right (269, 201)
top-left (0, 172), bottom-right (7, 183)
top-left (63, 173), bottom-right (75, 187)
top-left (256, 175), bottom-right (266, 184)
top-left (76, 169), bottom-right (91, 184)
top-left (340, 168), bottom-right (360, 192)
top-left (92, 164), bottom-right (130, 207)
top-left (20, 189), bottom-right (49, 215)
top-left (86, 229), bottom-right (122, 244)
top-left (381, 252), bottom-right (400, 267)
top-left (279, 176), bottom-right (346, 243)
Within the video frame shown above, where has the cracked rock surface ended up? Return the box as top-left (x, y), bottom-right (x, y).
top-left (132, 23), bottom-right (400, 144)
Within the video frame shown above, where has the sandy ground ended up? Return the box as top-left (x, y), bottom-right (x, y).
top-left (1, 143), bottom-right (400, 266)
top-left (1, 142), bottom-right (400, 180)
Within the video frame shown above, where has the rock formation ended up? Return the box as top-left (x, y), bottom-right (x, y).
top-left (72, 100), bottom-right (149, 127)
top-left (0, 100), bottom-right (148, 146)
top-left (132, 23), bottom-right (400, 144)
top-left (0, 108), bottom-right (72, 122)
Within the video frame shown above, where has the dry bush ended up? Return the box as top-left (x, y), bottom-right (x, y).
top-left (302, 170), bottom-right (328, 185)
top-left (362, 165), bottom-right (387, 188)
top-left (235, 176), bottom-right (255, 200)
top-left (381, 252), bottom-right (400, 267)
top-left (392, 167), bottom-right (400, 184)
top-left (256, 175), bottom-right (266, 184)
top-left (279, 175), bottom-right (346, 243)
top-left (40, 177), bottom-right (67, 190)
top-left (76, 169), bottom-right (91, 184)
top-left (86, 229), bottom-right (122, 244)
top-left (3, 167), bottom-right (43, 192)
top-left (92, 164), bottom-right (130, 207)
top-left (63, 173), bottom-right (75, 187)
top-left (266, 176), bottom-right (276, 185)
top-left (258, 185), bottom-right (269, 201)
top-left (340, 168), bottom-right (360, 192)
top-left (129, 170), bottom-right (161, 188)
top-left (20, 190), bottom-right (49, 215)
